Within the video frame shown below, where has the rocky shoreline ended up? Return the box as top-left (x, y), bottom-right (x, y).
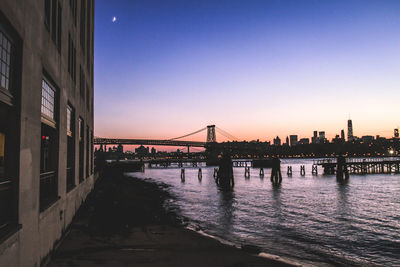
top-left (48, 171), bottom-right (299, 266)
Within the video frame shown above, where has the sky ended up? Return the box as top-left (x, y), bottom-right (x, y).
top-left (94, 0), bottom-right (400, 145)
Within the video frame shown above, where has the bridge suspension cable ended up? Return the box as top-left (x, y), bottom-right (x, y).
top-left (216, 127), bottom-right (238, 141)
top-left (168, 127), bottom-right (207, 141)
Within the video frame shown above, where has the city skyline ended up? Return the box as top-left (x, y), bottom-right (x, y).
top-left (94, 0), bottom-right (400, 141)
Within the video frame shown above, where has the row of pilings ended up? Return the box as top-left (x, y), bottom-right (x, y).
top-left (178, 155), bottom-right (358, 186)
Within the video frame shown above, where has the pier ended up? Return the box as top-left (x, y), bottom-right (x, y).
top-left (316, 158), bottom-right (400, 175)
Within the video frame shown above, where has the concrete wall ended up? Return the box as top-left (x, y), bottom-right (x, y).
top-left (0, 0), bottom-right (95, 266)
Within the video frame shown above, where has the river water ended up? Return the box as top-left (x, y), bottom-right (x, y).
top-left (129, 159), bottom-right (400, 266)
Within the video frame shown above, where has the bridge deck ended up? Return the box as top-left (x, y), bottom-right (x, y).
top-left (94, 138), bottom-right (206, 147)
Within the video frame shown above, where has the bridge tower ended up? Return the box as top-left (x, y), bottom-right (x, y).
top-left (207, 125), bottom-right (216, 143)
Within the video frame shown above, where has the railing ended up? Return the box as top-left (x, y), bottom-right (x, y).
top-left (40, 171), bottom-right (57, 210)
top-left (0, 180), bottom-right (12, 228)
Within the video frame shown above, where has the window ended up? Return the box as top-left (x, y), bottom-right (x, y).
top-left (44, 0), bottom-right (62, 52)
top-left (66, 105), bottom-right (72, 136)
top-left (0, 131), bottom-right (11, 229)
top-left (90, 130), bottom-right (94, 174)
top-left (57, 4), bottom-right (62, 52)
top-left (44, 0), bottom-right (50, 29)
top-left (69, 0), bottom-right (77, 26)
top-left (79, 65), bottom-right (85, 99)
top-left (86, 125), bottom-right (89, 177)
top-left (0, 31), bottom-right (12, 92)
top-left (86, 85), bottom-right (89, 110)
top-left (78, 117), bottom-right (84, 182)
top-left (40, 77), bottom-right (59, 210)
top-left (41, 79), bottom-right (55, 122)
top-left (66, 105), bottom-right (75, 191)
top-left (86, 0), bottom-right (92, 73)
top-left (68, 33), bottom-right (76, 83)
top-left (80, 0), bottom-right (86, 52)
top-left (0, 133), bottom-right (4, 177)
top-left (0, 18), bottom-right (20, 236)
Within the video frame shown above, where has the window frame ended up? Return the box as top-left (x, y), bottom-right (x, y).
top-left (41, 77), bottom-right (58, 129)
top-left (0, 27), bottom-right (15, 106)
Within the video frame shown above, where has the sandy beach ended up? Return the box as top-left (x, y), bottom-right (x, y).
top-left (47, 171), bottom-right (299, 267)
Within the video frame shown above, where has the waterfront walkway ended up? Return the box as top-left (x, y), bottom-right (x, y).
top-left (47, 173), bottom-right (298, 267)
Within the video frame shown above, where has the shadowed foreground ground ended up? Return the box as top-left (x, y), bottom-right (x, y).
top-left (48, 172), bottom-right (299, 267)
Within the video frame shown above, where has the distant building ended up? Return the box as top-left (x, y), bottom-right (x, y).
top-left (151, 147), bottom-right (157, 154)
top-left (395, 129), bottom-right (399, 138)
top-left (348, 119), bottom-right (354, 141)
top-left (361, 136), bottom-right (374, 143)
top-left (298, 138), bottom-right (309, 145)
top-left (135, 145), bottom-right (149, 156)
top-left (311, 131), bottom-right (318, 144)
top-left (332, 135), bottom-right (342, 143)
top-left (285, 136), bottom-right (289, 146)
top-left (289, 135), bottom-right (298, 146)
top-left (117, 144), bottom-right (124, 153)
top-left (273, 136), bottom-right (281, 146)
top-left (341, 129), bottom-right (345, 140)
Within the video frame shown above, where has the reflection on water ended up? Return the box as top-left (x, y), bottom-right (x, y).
top-left (217, 190), bottom-right (235, 237)
top-left (131, 159), bottom-right (400, 266)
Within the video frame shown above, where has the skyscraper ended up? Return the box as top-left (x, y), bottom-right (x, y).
top-left (273, 136), bottom-right (281, 146)
top-left (312, 130), bottom-right (318, 144)
top-left (289, 135), bottom-right (298, 146)
top-left (348, 119), bottom-right (353, 141)
top-left (341, 129), bottom-right (345, 140)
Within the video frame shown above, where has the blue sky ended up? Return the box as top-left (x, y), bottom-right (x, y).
top-left (94, 0), bottom-right (400, 142)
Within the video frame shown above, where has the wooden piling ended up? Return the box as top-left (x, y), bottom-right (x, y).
top-left (300, 165), bottom-right (305, 176)
top-left (181, 168), bottom-right (185, 182)
top-left (287, 166), bottom-right (292, 176)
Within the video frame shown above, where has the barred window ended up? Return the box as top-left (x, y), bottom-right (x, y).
top-left (41, 79), bottom-right (55, 121)
top-left (0, 31), bottom-right (11, 91)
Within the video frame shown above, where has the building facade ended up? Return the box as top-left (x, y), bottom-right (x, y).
top-left (273, 136), bottom-right (281, 146)
top-left (289, 135), bottom-right (298, 146)
top-left (0, 1), bottom-right (94, 266)
top-left (348, 119), bottom-right (353, 141)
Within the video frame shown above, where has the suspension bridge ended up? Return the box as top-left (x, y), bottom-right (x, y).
top-left (94, 125), bottom-right (238, 149)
